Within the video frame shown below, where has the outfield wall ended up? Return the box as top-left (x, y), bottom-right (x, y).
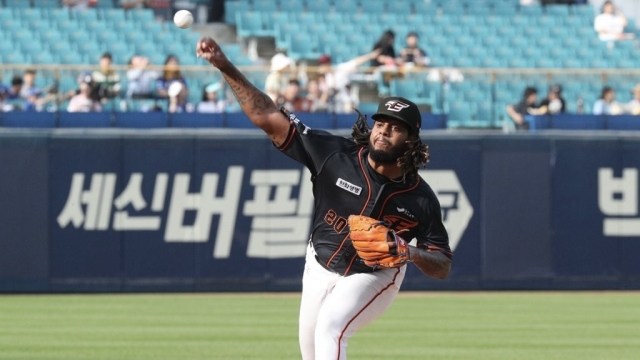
top-left (1, 127), bottom-right (640, 292)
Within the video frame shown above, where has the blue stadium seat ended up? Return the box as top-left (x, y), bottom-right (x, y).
top-left (16, 8), bottom-right (42, 21)
top-left (265, 12), bottom-right (289, 32)
top-left (545, 5), bottom-right (570, 16)
top-left (224, 1), bottom-right (251, 24)
top-left (237, 12), bottom-right (271, 38)
top-left (306, 0), bottom-right (331, 12)
top-left (252, 0), bottom-right (277, 12)
top-left (287, 33), bottom-right (322, 60)
top-left (279, 0), bottom-right (305, 11)
top-left (5, 0), bottom-right (31, 8)
top-left (128, 9), bottom-right (154, 22)
top-left (33, 0), bottom-right (59, 9)
top-left (334, 1), bottom-right (359, 13)
top-left (100, 9), bottom-right (126, 23)
top-left (58, 112), bottom-right (113, 128)
top-left (115, 112), bottom-right (168, 128)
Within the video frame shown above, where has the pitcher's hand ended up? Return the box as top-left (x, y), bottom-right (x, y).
top-left (196, 37), bottom-right (229, 69)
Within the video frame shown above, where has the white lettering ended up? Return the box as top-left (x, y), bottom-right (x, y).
top-left (245, 169), bottom-right (313, 258)
top-left (164, 168), bottom-right (243, 261)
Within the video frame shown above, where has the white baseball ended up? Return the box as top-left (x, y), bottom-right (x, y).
top-left (173, 10), bottom-right (194, 29)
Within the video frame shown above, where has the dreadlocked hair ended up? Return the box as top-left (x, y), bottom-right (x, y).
top-left (351, 108), bottom-right (431, 178)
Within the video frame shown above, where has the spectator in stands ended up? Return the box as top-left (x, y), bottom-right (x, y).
top-left (318, 50), bottom-right (381, 113)
top-left (371, 30), bottom-right (399, 67)
top-left (506, 87), bottom-right (544, 130)
top-left (92, 53), bottom-right (122, 104)
top-left (156, 55), bottom-right (189, 100)
top-left (19, 69), bottom-right (40, 100)
top-left (62, 0), bottom-right (95, 9)
top-left (167, 81), bottom-right (193, 113)
top-left (539, 85), bottom-right (566, 114)
top-left (594, 1), bottom-right (635, 42)
top-left (23, 89), bottom-right (42, 112)
top-left (306, 78), bottom-right (329, 113)
top-left (265, 52), bottom-right (295, 102)
top-left (6, 76), bottom-right (23, 102)
top-left (197, 82), bottom-right (227, 113)
top-left (67, 75), bottom-right (102, 112)
top-left (126, 55), bottom-right (158, 99)
top-left (593, 86), bottom-right (624, 115)
top-left (275, 79), bottom-right (313, 112)
top-left (399, 32), bottom-right (430, 68)
top-left (625, 84), bottom-right (640, 115)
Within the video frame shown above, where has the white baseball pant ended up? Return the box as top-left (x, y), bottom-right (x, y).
top-left (299, 243), bottom-right (406, 360)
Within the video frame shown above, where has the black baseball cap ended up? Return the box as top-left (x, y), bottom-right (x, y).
top-left (371, 96), bottom-right (421, 134)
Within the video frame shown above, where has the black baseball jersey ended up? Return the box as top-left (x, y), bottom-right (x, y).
top-left (276, 110), bottom-right (451, 275)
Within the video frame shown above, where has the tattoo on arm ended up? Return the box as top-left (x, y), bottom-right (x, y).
top-left (221, 63), bottom-right (275, 117)
top-left (409, 246), bottom-right (451, 279)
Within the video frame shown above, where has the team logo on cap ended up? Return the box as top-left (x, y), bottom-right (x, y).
top-left (385, 100), bottom-right (411, 112)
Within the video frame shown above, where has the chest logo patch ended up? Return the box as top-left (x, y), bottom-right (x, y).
top-left (336, 178), bottom-right (362, 195)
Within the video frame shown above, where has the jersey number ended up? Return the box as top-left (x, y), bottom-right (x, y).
top-left (324, 210), bottom-right (348, 234)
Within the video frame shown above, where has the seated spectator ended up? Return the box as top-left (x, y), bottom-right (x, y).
top-left (399, 32), bottom-right (430, 68)
top-left (0, 76), bottom-right (24, 111)
top-left (318, 49), bottom-right (381, 113)
top-left (167, 81), bottom-right (193, 113)
top-left (197, 82), bottom-right (226, 113)
top-left (306, 78), bottom-right (329, 113)
top-left (67, 76), bottom-right (102, 112)
top-left (625, 84), bottom-right (640, 115)
top-left (265, 52), bottom-right (295, 102)
top-left (19, 69), bottom-right (40, 100)
top-left (91, 53), bottom-right (122, 104)
top-left (126, 55), bottom-right (158, 99)
top-left (506, 87), bottom-right (544, 130)
top-left (275, 79), bottom-right (313, 112)
top-left (23, 89), bottom-right (43, 112)
top-left (156, 54), bottom-right (189, 101)
top-left (371, 30), bottom-right (399, 67)
top-left (593, 86), bottom-right (624, 115)
top-left (594, 1), bottom-right (635, 42)
top-left (539, 85), bottom-right (566, 114)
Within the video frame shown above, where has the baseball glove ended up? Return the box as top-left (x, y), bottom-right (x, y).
top-left (347, 215), bottom-right (411, 269)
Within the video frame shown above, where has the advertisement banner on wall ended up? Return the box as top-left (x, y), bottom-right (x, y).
top-left (48, 135), bottom-right (480, 291)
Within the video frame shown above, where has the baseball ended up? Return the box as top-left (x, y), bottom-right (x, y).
top-left (173, 10), bottom-right (193, 29)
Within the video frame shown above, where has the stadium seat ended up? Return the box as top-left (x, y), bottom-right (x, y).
top-left (306, 0), bottom-right (331, 12)
top-left (32, 0), bottom-right (62, 7)
top-left (5, 0), bottom-right (31, 8)
top-left (236, 12), bottom-right (271, 38)
top-left (286, 33), bottom-right (322, 60)
top-left (224, 1), bottom-right (251, 24)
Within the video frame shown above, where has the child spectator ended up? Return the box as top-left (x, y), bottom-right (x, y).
top-left (197, 82), bottom-right (227, 113)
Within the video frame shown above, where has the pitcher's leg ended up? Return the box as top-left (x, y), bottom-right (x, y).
top-left (299, 244), bottom-right (340, 360)
top-left (313, 266), bottom-right (406, 360)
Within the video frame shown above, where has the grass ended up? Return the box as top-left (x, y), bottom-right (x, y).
top-left (0, 292), bottom-right (639, 359)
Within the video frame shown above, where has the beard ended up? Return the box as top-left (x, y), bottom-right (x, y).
top-left (368, 141), bottom-right (405, 164)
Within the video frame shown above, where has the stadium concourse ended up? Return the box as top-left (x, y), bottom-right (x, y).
top-left (0, 0), bottom-right (640, 129)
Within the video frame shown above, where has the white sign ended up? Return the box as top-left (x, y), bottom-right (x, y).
top-left (419, 170), bottom-right (474, 251)
top-left (598, 168), bottom-right (640, 236)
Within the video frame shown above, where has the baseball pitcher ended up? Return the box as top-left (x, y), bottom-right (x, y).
top-left (196, 37), bottom-right (452, 360)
